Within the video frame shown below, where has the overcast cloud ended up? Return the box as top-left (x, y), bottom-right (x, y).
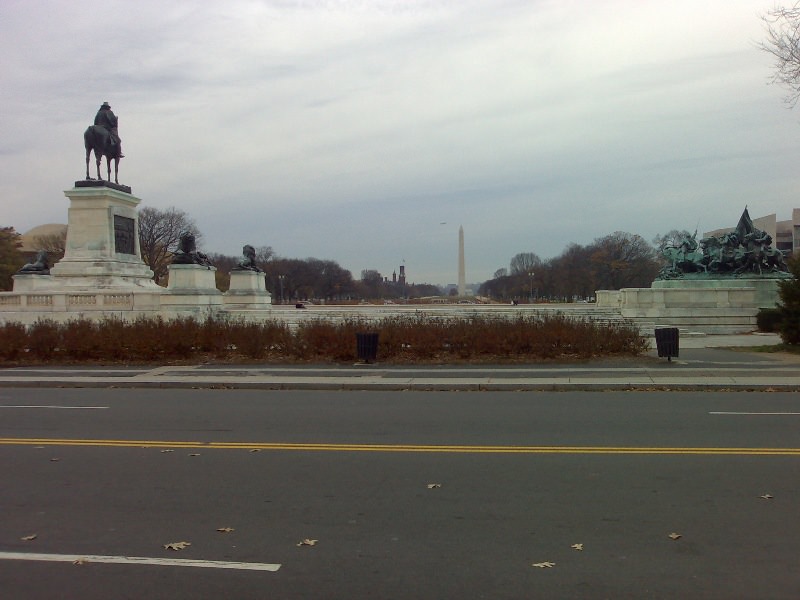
top-left (1, 0), bottom-right (798, 285)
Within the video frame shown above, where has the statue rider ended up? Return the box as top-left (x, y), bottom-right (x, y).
top-left (94, 102), bottom-right (124, 158)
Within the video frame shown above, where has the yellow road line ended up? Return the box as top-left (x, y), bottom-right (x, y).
top-left (1, 438), bottom-right (799, 455)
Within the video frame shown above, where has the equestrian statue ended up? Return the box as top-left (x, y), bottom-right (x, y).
top-left (84, 102), bottom-right (124, 184)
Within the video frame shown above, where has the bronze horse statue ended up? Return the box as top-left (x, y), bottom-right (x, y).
top-left (84, 125), bottom-right (121, 183)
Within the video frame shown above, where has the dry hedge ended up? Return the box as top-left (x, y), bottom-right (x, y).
top-left (0, 314), bottom-right (646, 364)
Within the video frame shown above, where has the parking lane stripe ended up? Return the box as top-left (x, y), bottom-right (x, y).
top-left (0, 406), bottom-right (108, 410)
top-left (709, 412), bottom-right (800, 415)
top-left (0, 551), bottom-right (280, 571)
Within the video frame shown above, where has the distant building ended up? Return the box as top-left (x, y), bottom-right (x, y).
top-left (777, 209), bottom-right (800, 255)
top-left (703, 209), bottom-right (799, 256)
top-left (20, 223), bottom-right (67, 254)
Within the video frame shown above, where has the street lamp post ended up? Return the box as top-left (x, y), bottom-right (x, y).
top-left (528, 271), bottom-right (535, 303)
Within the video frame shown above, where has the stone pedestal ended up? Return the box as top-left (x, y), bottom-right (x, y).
top-left (1, 182), bottom-right (165, 323)
top-left (650, 277), bottom-right (784, 309)
top-left (160, 264), bottom-right (222, 312)
top-left (11, 274), bottom-right (56, 292)
top-left (49, 184), bottom-right (158, 288)
top-left (597, 277), bottom-right (786, 334)
top-left (223, 270), bottom-right (272, 309)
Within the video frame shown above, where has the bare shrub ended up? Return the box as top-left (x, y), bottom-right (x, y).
top-left (61, 319), bottom-right (104, 360)
top-left (228, 320), bottom-right (292, 359)
top-left (0, 322), bottom-right (27, 360)
top-left (27, 319), bottom-right (61, 360)
top-left (0, 312), bottom-right (645, 365)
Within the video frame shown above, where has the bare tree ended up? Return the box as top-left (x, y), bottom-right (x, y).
top-left (359, 269), bottom-right (385, 299)
top-left (255, 246), bottom-right (275, 266)
top-left (590, 232), bottom-right (659, 290)
top-left (33, 230), bottom-right (67, 262)
top-left (509, 252), bottom-right (542, 275)
top-left (652, 229), bottom-right (693, 251)
top-left (759, 2), bottom-right (800, 106)
top-left (138, 206), bottom-right (201, 285)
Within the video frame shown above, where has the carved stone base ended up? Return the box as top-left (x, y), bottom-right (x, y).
top-left (12, 274), bottom-right (56, 293)
top-left (160, 264), bottom-right (222, 311)
top-left (223, 270), bottom-right (272, 309)
top-left (50, 184), bottom-right (156, 287)
top-left (597, 277), bottom-right (785, 334)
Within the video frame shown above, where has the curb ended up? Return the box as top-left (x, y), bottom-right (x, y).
top-left (0, 379), bottom-right (798, 392)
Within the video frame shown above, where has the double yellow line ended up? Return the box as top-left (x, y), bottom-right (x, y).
top-left (1, 438), bottom-right (799, 455)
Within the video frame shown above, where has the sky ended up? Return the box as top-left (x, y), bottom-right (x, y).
top-left (2, 0), bottom-right (799, 287)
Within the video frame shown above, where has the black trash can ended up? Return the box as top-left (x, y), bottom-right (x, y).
top-left (654, 327), bottom-right (679, 361)
top-left (356, 332), bottom-right (379, 363)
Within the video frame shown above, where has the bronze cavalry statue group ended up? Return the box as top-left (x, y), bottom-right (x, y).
top-left (84, 102), bottom-right (124, 184)
top-left (658, 208), bottom-right (788, 279)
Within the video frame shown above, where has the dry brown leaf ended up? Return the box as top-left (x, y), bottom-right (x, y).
top-left (571, 543), bottom-right (584, 551)
top-left (73, 558), bottom-right (89, 565)
top-left (668, 533), bottom-right (682, 540)
top-left (426, 483), bottom-right (442, 489)
top-left (217, 527), bottom-right (234, 533)
top-left (759, 494), bottom-right (774, 500)
top-left (532, 561), bottom-right (556, 568)
top-left (163, 541), bottom-right (191, 551)
top-left (20, 534), bottom-right (37, 541)
top-left (297, 539), bottom-right (318, 547)
top-left (249, 449), bottom-right (261, 453)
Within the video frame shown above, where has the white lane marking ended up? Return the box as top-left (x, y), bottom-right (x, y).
top-left (0, 551), bottom-right (280, 571)
top-left (0, 406), bottom-right (108, 410)
top-left (709, 412), bottom-right (800, 415)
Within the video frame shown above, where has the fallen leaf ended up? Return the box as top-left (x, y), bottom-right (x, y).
top-left (50, 458), bottom-right (60, 462)
top-left (759, 494), bottom-right (774, 500)
top-left (532, 561), bottom-right (556, 568)
top-left (188, 453), bottom-right (200, 457)
top-left (163, 541), bottom-right (191, 551)
top-left (297, 539), bottom-right (318, 547)
top-left (20, 534), bottom-right (37, 541)
top-left (160, 449), bottom-right (174, 453)
top-left (426, 483), bottom-right (441, 489)
top-left (571, 543), bottom-right (584, 551)
top-left (217, 527), bottom-right (234, 533)
top-left (249, 449), bottom-right (261, 453)
top-left (668, 533), bottom-right (682, 540)
top-left (73, 558), bottom-right (89, 565)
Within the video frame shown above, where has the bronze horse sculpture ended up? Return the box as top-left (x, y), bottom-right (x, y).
top-left (84, 125), bottom-right (121, 183)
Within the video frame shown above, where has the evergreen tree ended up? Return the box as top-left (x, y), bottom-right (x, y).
top-left (0, 226), bottom-right (24, 290)
top-left (777, 255), bottom-right (800, 344)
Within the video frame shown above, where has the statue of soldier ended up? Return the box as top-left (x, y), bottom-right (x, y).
top-left (94, 102), bottom-right (124, 158)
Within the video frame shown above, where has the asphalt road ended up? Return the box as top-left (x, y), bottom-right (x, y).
top-left (1, 388), bottom-right (799, 599)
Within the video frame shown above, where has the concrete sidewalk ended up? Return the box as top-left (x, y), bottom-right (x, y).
top-left (0, 333), bottom-right (797, 391)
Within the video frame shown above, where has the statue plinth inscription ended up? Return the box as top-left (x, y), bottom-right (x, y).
top-left (113, 215), bottom-right (136, 255)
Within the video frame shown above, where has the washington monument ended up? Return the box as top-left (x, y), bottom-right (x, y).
top-left (458, 225), bottom-right (466, 296)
